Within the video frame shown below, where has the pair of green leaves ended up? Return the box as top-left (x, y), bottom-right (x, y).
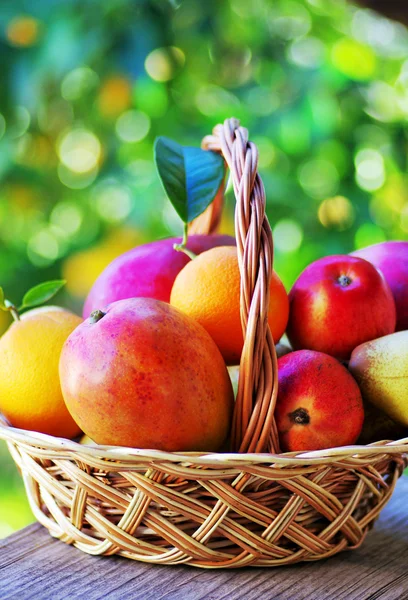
top-left (0, 280), bottom-right (66, 315)
top-left (154, 137), bottom-right (225, 224)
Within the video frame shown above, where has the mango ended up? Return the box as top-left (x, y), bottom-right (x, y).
top-left (352, 241), bottom-right (408, 331)
top-left (349, 331), bottom-right (408, 427)
top-left (60, 298), bottom-right (234, 452)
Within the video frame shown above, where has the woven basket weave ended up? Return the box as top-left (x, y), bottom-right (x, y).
top-left (1, 118), bottom-right (407, 568)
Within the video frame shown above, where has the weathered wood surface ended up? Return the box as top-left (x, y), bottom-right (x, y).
top-left (1, 476), bottom-right (407, 600)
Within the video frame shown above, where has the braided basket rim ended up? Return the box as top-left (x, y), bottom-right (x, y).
top-left (1, 420), bottom-right (407, 467)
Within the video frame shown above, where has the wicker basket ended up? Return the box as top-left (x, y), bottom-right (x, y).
top-left (0, 118), bottom-right (407, 568)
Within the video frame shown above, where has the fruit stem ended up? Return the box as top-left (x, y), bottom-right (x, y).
top-left (89, 309), bottom-right (106, 324)
top-left (289, 407), bottom-right (310, 426)
top-left (173, 223), bottom-right (197, 261)
top-left (338, 274), bottom-right (352, 287)
top-left (4, 300), bottom-right (20, 322)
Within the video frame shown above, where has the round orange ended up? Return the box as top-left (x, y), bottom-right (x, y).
top-left (170, 246), bottom-right (289, 365)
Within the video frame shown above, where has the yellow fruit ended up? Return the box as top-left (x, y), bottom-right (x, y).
top-left (170, 246), bottom-right (289, 365)
top-left (63, 228), bottom-right (142, 298)
top-left (0, 307), bottom-right (82, 438)
top-left (349, 331), bottom-right (408, 427)
top-left (79, 434), bottom-right (97, 445)
top-left (0, 310), bottom-right (12, 337)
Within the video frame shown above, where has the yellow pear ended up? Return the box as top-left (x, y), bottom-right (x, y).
top-left (349, 331), bottom-right (408, 426)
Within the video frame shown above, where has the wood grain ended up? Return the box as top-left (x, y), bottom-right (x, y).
top-left (0, 476), bottom-right (407, 600)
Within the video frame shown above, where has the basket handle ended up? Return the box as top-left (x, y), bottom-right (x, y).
top-left (201, 118), bottom-right (280, 454)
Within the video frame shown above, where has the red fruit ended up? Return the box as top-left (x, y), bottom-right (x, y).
top-left (287, 255), bottom-right (396, 360)
top-left (60, 298), bottom-right (234, 452)
top-left (275, 350), bottom-right (364, 452)
top-left (83, 234), bottom-right (235, 318)
top-left (351, 241), bottom-right (408, 332)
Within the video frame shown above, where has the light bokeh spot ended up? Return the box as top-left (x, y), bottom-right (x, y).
top-left (332, 38), bottom-right (376, 80)
top-left (288, 37), bottom-right (325, 68)
top-left (115, 110), bottom-right (151, 143)
top-left (50, 203), bottom-right (83, 236)
top-left (298, 159), bottom-right (339, 199)
top-left (61, 67), bottom-right (99, 101)
top-left (318, 196), bottom-right (355, 230)
top-left (145, 47), bottom-right (185, 82)
top-left (274, 219), bottom-right (303, 253)
top-left (355, 148), bottom-right (385, 192)
top-left (7, 16), bottom-right (40, 47)
top-left (58, 129), bottom-right (101, 174)
top-left (93, 180), bottom-right (134, 223)
top-left (27, 229), bottom-right (60, 266)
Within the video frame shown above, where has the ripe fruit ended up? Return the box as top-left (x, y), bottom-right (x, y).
top-left (0, 307), bottom-right (82, 438)
top-left (352, 241), bottom-right (408, 331)
top-left (60, 298), bottom-right (234, 452)
top-left (349, 331), bottom-right (408, 427)
top-left (275, 350), bottom-right (364, 452)
top-left (83, 234), bottom-right (235, 318)
top-left (170, 246), bottom-right (289, 365)
top-left (287, 255), bottom-right (396, 360)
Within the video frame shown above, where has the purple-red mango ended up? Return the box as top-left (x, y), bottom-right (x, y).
top-left (351, 241), bottom-right (408, 331)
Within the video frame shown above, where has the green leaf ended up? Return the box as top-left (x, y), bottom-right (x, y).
top-left (154, 136), bottom-right (225, 223)
top-left (19, 280), bottom-right (66, 311)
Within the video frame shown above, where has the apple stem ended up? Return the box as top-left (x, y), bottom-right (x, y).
top-left (173, 223), bottom-right (197, 261)
top-left (4, 300), bottom-right (20, 322)
top-left (290, 407), bottom-right (310, 425)
top-left (338, 274), bottom-right (352, 287)
top-left (89, 309), bottom-right (106, 324)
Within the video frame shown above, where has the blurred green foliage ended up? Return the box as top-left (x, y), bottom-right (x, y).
top-left (0, 0), bottom-right (408, 536)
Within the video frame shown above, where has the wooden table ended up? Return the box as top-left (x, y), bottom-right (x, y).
top-left (1, 476), bottom-right (407, 600)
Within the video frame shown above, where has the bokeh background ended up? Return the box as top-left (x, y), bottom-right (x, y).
top-left (1, 0), bottom-right (408, 537)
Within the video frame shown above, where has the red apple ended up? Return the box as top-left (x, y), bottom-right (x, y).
top-left (351, 241), bottom-right (408, 332)
top-left (83, 234), bottom-right (235, 318)
top-left (287, 255), bottom-right (396, 360)
top-left (60, 298), bottom-right (234, 452)
top-left (275, 350), bottom-right (364, 452)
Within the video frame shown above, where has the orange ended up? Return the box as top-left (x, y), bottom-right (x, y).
top-left (0, 306), bottom-right (82, 438)
top-left (170, 246), bottom-right (289, 365)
